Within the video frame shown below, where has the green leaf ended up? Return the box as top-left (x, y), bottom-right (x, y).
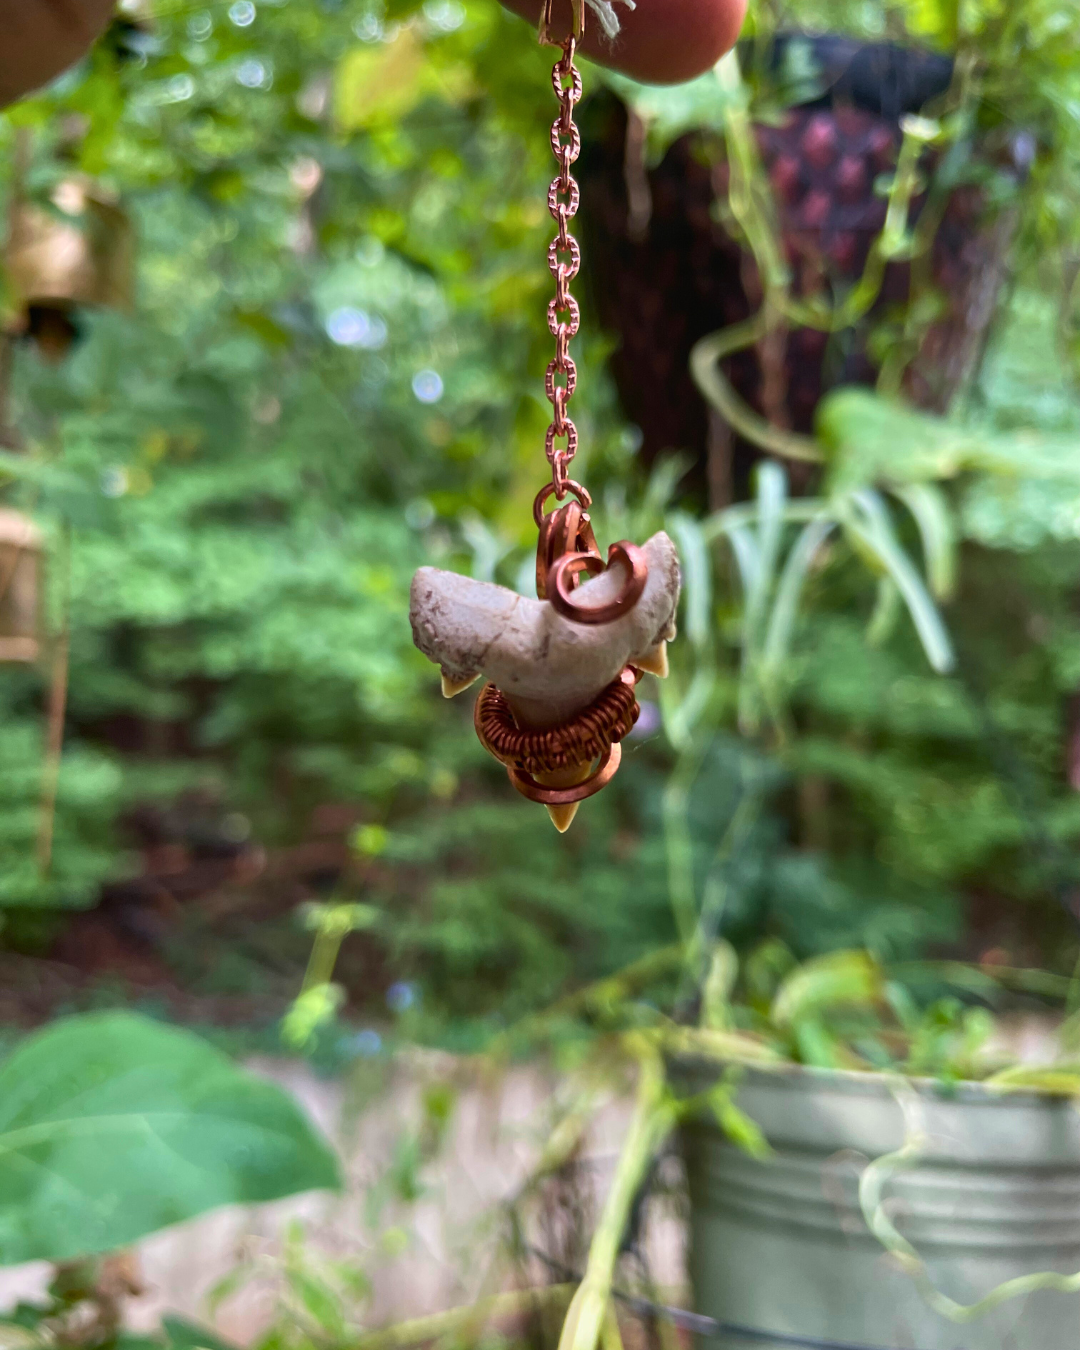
top-left (983, 1067), bottom-right (1080, 1097)
top-left (771, 950), bottom-right (884, 1030)
top-left (892, 482), bottom-right (957, 600)
top-left (746, 462), bottom-right (787, 646)
top-left (701, 940), bottom-right (739, 1031)
top-left (866, 575), bottom-right (902, 647)
top-left (761, 515), bottom-right (836, 670)
top-left (724, 522), bottom-right (761, 599)
top-left (793, 1017), bottom-right (846, 1069)
top-left (0, 1012), bottom-right (341, 1265)
top-left (162, 1316), bottom-right (240, 1350)
top-left (669, 512), bottom-right (712, 651)
top-left (285, 1266), bottom-right (346, 1337)
top-left (839, 491), bottom-right (955, 673)
top-left (818, 387), bottom-right (1080, 492)
top-left (709, 1086), bottom-right (771, 1160)
top-left (744, 938), bottom-right (796, 1006)
top-left (282, 981), bottom-right (346, 1051)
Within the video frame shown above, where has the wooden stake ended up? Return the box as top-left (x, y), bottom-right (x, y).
top-left (36, 526), bottom-right (71, 876)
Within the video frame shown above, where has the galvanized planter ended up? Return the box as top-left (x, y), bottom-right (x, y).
top-left (681, 1064), bottom-right (1080, 1349)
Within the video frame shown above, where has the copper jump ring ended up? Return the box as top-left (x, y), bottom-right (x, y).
top-left (533, 479), bottom-right (591, 527)
top-left (536, 500), bottom-right (600, 598)
top-left (548, 541), bottom-right (648, 625)
top-left (509, 744), bottom-right (622, 806)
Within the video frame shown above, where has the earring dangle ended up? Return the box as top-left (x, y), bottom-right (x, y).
top-left (410, 0), bottom-right (681, 832)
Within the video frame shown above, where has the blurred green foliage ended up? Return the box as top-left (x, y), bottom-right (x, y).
top-left (0, 0), bottom-right (1079, 1049)
top-left (0, 1010), bottom-right (337, 1266)
top-left (0, 0), bottom-right (582, 901)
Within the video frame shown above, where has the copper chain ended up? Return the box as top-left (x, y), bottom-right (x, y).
top-left (544, 35), bottom-right (583, 502)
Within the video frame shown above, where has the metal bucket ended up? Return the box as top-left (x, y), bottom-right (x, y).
top-left (682, 1063), bottom-right (1080, 1349)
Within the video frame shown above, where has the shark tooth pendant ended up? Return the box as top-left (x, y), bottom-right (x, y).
top-left (409, 6), bottom-right (681, 830)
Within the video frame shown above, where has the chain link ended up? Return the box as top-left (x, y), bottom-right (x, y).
top-left (543, 35), bottom-right (583, 502)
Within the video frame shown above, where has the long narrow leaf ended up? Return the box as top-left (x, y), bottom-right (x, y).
top-left (670, 512), bottom-right (712, 651)
top-left (745, 462), bottom-right (787, 644)
top-left (703, 497), bottom-right (825, 542)
top-left (866, 575), bottom-right (902, 647)
top-left (643, 453), bottom-right (692, 522)
top-left (842, 491), bottom-right (955, 672)
top-left (761, 516), bottom-right (836, 669)
top-left (660, 668), bottom-right (716, 750)
top-left (725, 523), bottom-right (760, 600)
top-left (892, 482), bottom-right (957, 600)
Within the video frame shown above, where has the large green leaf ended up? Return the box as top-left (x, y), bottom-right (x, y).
top-left (0, 1013), bottom-right (340, 1266)
top-left (818, 387), bottom-right (1080, 492)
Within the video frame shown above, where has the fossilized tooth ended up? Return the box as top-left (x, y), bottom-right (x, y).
top-left (410, 530), bottom-right (681, 734)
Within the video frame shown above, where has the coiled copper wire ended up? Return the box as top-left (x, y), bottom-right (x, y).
top-left (475, 667), bottom-right (639, 777)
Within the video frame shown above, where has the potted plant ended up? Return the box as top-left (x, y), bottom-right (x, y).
top-left (682, 1062), bottom-right (1080, 1349)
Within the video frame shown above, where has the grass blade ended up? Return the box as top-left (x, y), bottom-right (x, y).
top-left (841, 490), bottom-right (955, 673)
top-left (761, 515), bottom-right (836, 670)
top-left (670, 512), bottom-right (712, 651)
top-left (745, 462), bottom-right (786, 645)
top-left (892, 482), bottom-right (957, 600)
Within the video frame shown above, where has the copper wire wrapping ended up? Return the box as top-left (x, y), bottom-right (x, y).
top-left (474, 667), bottom-right (639, 777)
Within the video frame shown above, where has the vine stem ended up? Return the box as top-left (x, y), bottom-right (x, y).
top-left (557, 1047), bottom-right (676, 1350)
top-left (483, 945), bottom-right (685, 1064)
top-left (351, 1284), bottom-right (575, 1350)
top-left (693, 52), bottom-right (945, 467)
top-left (690, 314), bottom-right (823, 466)
top-left (860, 1079), bottom-right (1080, 1323)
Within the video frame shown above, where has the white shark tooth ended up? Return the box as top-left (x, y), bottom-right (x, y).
top-left (534, 762), bottom-right (594, 833)
top-left (546, 802), bottom-right (580, 832)
top-left (410, 531), bottom-right (682, 733)
top-left (634, 639), bottom-right (669, 679)
top-left (441, 671), bottom-right (481, 699)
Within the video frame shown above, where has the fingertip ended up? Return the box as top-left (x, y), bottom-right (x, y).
top-left (500, 0), bottom-right (748, 85)
top-left (600, 0), bottom-right (748, 84)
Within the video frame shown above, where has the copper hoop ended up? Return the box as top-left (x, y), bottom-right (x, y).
top-left (533, 479), bottom-right (591, 528)
top-left (474, 668), bottom-right (639, 777)
top-left (536, 500), bottom-right (600, 598)
top-left (548, 541), bottom-right (648, 625)
top-left (509, 742), bottom-right (622, 805)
